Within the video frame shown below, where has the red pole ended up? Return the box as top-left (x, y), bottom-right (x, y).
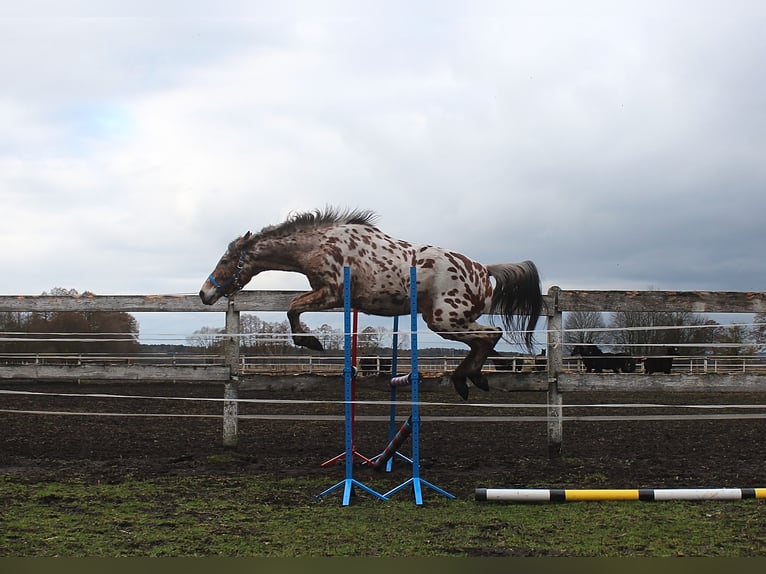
top-left (372, 416), bottom-right (413, 471)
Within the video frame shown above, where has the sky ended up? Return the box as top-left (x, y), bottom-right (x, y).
top-left (2, 1), bottom-right (765, 342)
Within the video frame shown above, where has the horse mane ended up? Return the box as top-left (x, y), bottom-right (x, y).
top-left (255, 207), bottom-right (379, 239)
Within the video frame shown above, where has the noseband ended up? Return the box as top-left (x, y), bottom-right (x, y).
top-left (208, 249), bottom-right (249, 297)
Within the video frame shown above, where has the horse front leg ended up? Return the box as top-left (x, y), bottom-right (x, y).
top-left (287, 287), bottom-right (342, 352)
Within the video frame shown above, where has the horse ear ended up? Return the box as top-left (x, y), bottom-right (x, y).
top-left (243, 231), bottom-right (252, 240)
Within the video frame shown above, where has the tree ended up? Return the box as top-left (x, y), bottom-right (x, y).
top-left (0, 288), bottom-right (139, 355)
top-left (186, 326), bottom-right (225, 352)
top-left (753, 312), bottom-right (766, 352)
top-left (358, 325), bottom-right (386, 354)
top-left (563, 311), bottom-right (607, 349)
top-left (236, 314), bottom-right (314, 354)
top-left (609, 311), bottom-right (714, 356)
top-left (711, 323), bottom-right (757, 356)
top-left (0, 311), bottom-right (29, 354)
top-left (239, 314), bottom-right (266, 349)
top-left (316, 324), bottom-right (342, 351)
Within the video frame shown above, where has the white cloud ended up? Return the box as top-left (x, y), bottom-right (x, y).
top-left (1, 1), bottom-right (765, 319)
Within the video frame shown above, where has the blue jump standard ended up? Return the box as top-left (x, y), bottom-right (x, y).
top-left (315, 267), bottom-right (388, 505)
top-left (382, 266), bottom-right (455, 504)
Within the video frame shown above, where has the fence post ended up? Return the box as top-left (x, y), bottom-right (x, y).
top-left (223, 298), bottom-right (241, 448)
top-left (546, 286), bottom-right (563, 458)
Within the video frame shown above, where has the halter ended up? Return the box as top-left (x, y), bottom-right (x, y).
top-left (208, 249), bottom-right (249, 297)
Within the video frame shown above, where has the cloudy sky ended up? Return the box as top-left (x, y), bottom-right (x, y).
top-left (2, 1), bottom-right (764, 340)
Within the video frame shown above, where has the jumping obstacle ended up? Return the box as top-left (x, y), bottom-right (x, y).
top-left (389, 373), bottom-right (416, 387)
top-left (315, 267), bottom-right (388, 505)
top-left (475, 487), bottom-right (766, 502)
top-left (379, 267), bottom-right (455, 504)
top-left (370, 415), bottom-right (412, 472)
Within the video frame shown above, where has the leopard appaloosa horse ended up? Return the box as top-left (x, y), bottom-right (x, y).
top-left (200, 207), bottom-right (543, 399)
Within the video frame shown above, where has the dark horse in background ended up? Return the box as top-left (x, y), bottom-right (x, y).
top-left (571, 345), bottom-right (637, 373)
top-left (641, 347), bottom-right (679, 374)
top-left (200, 207), bottom-right (543, 399)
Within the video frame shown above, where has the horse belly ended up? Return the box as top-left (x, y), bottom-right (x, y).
top-left (354, 296), bottom-right (410, 316)
top-left (351, 277), bottom-right (411, 316)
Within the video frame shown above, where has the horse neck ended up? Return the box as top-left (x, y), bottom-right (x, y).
top-left (248, 230), bottom-right (318, 273)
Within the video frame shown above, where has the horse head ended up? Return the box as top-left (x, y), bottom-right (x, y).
top-left (199, 231), bottom-right (255, 305)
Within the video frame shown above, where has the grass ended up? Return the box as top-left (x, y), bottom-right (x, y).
top-left (2, 474), bottom-right (765, 557)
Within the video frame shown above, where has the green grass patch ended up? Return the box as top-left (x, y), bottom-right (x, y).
top-left (1, 474), bottom-right (765, 557)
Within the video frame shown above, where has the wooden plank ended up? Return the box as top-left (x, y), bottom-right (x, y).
top-left (0, 364), bottom-right (230, 382)
top-left (558, 373), bottom-right (766, 393)
top-left (480, 372), bottom-right (550, 392)
top-left (0, 292), bottom-right (310, 313)
top-left (2, 289), bottom-right (764, 314)
top-left (0, 294), bottom-right (221, 313)
top-left (556, 290), bottom-right (766, 313)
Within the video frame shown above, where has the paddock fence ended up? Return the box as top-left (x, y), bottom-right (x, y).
top-left (1, 288), bottom-right (765, 454)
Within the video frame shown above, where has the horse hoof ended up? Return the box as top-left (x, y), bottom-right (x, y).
top-left (469, 372), bottom-right (490, 392)
top-left (294, 335), bottom-right (324, 352)
top-left (451, 376), bottom-right (469, 400)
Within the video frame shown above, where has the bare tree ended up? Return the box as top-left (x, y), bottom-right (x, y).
top-left (357, 325), bottom-right (378, 353)
top-left (753, 312), bottom-right (766, 353)
top-left (564, 311), bottom-right (607, 349)
top-left (609, 311), bottom-right (713, 356)
top-left (316, 323), bottom-right (343, 351)
top-left (239, 314), bottom-right (266, 349)
top-left (186, 326), bottom-right (225, 351)
top-left (711, 323), bottom-right (757, 356)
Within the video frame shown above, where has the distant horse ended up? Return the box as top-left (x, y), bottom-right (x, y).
top-left (199, 208), bottom-right (543, 399)
top-left (641, 347), bottom-right (679, 374)
top-left (488, 350), bottom-right (524, 372)
top-left (358, 357), bottom-right (393, 376)
top-left (571, 345), bottom-right (636, 374)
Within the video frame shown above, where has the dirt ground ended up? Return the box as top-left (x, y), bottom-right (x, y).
top-left (2, 377), bottom-right (766, 499)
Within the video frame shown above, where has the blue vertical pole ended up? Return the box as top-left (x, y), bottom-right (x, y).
top-left (341, 266), bottom-right (354, 504)
top-left (409, 266), bottom-right (423, 504)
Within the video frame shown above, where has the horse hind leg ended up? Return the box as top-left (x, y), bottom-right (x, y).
top-left (450, 348), bottom-right (475, 400)
top-left (447, 326), bottom-right (503, 400)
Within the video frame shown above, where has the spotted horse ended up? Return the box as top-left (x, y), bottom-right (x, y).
top-left (199, 207), bottom-right (543, 399)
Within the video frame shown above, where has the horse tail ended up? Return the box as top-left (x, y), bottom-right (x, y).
top-left (486, 260), bottom-right (544, 350)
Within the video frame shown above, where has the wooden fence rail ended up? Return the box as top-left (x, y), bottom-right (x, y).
top-left (2, 288), bottom-right (765, 454)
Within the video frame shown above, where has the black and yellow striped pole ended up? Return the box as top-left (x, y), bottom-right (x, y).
top-left (476, 487), bottom-right (766, 502)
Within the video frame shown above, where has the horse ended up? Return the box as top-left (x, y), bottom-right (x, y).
top-left (199, 207), bottom-right (543, 399)
top-left (641, 346), bottom-right (679, 374)
top-left (571, 345), bottom-right (637, 374)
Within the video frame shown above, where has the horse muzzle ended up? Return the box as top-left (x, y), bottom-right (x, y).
top-left (199, 283), bottom-right (221, 305)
